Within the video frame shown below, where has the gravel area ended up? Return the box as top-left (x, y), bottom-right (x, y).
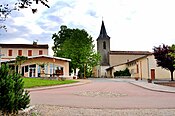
top-left (22, 104), bottom-right (175, 116)
top-left (74, 91), bottom-right (127, 97)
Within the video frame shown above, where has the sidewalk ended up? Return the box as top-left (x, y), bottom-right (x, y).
top-left (111, 78), bottom-right (175, 93)
top-left (26, 79), bottom-right (91, 92)
top-left (130, 80), bottom-right (175, 93)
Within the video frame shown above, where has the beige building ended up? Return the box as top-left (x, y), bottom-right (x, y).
top-left (0, 43), bottom-right (48, 59)
top-left (106, 54), bottom-right (175, 80)
top-left (94, 21), bottom-right (174, 80)
top-left (0, 43), bottom-right (71, 78)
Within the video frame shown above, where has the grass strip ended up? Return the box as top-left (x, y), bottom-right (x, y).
top-left (23, 78), bottom-right (78, 88)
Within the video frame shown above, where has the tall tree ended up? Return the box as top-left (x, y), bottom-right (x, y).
top-left (153, 44), bottom-right (175, 81)
top-left (52, 25), bottom-right (72, 56)
top-left (52, 26), bottom-right (101, 77)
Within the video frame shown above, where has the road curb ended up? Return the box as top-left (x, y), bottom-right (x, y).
top-left (130, 82), bottom-right (175, 93)
top-left (26, 79), bottom-right (91, 92)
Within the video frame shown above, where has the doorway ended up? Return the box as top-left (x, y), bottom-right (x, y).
top-left (151, 69), bottom-right (155, 80)
top-left (29, 64), bottom-right (36, 77)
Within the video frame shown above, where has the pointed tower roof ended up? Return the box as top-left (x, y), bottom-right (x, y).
top-left (97, 20), bottom-right (110, 40)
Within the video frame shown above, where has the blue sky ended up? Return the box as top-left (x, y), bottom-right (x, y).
top-left (0, 0), bottom-right (175, 55)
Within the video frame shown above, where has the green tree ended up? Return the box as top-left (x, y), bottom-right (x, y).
top-left (0, 64), bottom-right (14, 115)
top-left (12, 73), bottom-right (30, 114)
top-left (52, 26), bottom-right (101, 77)
top-left (0, 64), bottom-right (30, 115)
top-left (15, 56), bottom-right (28, 74)
top-left (153, 44), bottom-right (175, 81)
top-left (170, 44), bottom-right (175, 67)
top-left (52, 25), bottom-right (72, 56)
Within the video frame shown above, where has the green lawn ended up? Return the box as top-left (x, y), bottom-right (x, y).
top-left (23, 78), bottom-right (78, 88)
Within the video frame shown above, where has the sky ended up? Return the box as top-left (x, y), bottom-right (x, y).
top-left (0, 0), bottom-right (175, 55)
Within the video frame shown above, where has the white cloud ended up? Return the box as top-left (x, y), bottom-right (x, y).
top-left (1, 37), bottom-right (31, 44)
top-left (1, 0), bottom-right (175, 55)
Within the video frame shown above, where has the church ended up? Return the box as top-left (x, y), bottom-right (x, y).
top-left (93, 20), bottom-right (174, 80)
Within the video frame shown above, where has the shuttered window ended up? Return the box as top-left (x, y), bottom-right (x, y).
top-left (39, 50), bottom-right (43, 55)
top-left (18, 50), bottom-right (22, 56)
top-left (8, 50), bottom-right (12, 56)
top-left (28, 50), bottom-right (32, 56)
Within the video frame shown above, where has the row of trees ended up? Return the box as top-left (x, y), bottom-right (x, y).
top-left (52, 25), bottom-right (101, 78)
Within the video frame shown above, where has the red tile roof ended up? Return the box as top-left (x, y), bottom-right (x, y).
top-left (0, 44), bottom-right (48, 49)
top-left (110, 51), bottom-right (152, 55)
top-left (1, 55), bottom-right (71, 63)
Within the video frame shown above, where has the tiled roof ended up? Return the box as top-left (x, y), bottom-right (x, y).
top-left (1, 55), bottom-right (71, 63)
top-left (110, 51), bottom-right (152, 55)
top-left (106, 63), bottom-right (127, 71)
top-left (0, 44), bottom-right (48, 49)
top-left (28, 55), bottom-right (71, 62)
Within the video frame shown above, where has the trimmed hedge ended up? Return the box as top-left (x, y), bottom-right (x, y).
top-left (114, 68), bottom-right (131, 76)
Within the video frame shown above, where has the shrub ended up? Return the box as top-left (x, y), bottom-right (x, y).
top-left (0, 64), bottom-right (30, 115)
top-left (114, 68), bottom-right (131, 77)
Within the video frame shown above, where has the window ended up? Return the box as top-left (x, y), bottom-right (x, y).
top-left (103, 41), bottom-right (106, 49)
top-left (8, 50), bottom-right (12, 56)
top-left (45, 65), bottom-right (48, 74)
top-left (25, 66), bottom-right (28, 72)
top-left (39, 50), bottom-right (43, 55)
top-left (28, 50), bottom-right (32, 56)
top-left (18, 50), bottom-right (22, 56)
top-left (50, 64), bottom-right (53, 74)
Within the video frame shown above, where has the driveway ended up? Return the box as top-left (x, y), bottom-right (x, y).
top-left (30, 78), bottom-right (175, 109)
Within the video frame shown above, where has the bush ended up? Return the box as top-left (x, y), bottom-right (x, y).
top-left (114, 68), bottom-right (131, 77)
top-left (0, 64), bottom-right (30, 115)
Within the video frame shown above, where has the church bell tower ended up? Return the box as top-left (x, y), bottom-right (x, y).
top-left (97, 20), bottom-right (110, 66)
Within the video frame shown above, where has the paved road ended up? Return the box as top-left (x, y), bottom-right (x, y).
top-left (30, 78), bottom-right (175, 109)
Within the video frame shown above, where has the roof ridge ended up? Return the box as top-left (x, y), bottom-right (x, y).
top-left (0, 44), bottom-right (48, 48)
top-left (110, 50), bottom-right (152, 55)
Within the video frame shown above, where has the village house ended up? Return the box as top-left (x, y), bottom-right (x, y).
top-left (0, 42), bottom-right (70, 78)
top-left (93, 20), bottom-right (175, 80)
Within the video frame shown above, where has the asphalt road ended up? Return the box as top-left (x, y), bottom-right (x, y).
top-left (30, 78), bottom-right (175, 109)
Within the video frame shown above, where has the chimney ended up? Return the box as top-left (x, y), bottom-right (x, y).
top-left (33, 40), bottom-right (38, 46)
